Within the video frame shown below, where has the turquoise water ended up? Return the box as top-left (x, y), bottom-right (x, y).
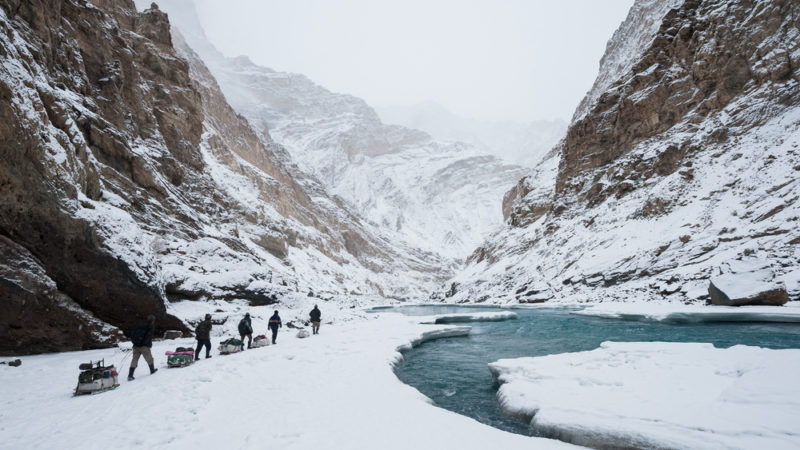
top-left (384, 305), bottom-right (800, 436)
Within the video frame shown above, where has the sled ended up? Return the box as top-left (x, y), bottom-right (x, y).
top-left (74, 359), bottom-right (119, 396)
top-left (166, 347), bottom-right (195, 368)
top-left (251, 335), bottom-right (270, 348)
top-left (219, 338), bottom-right (243, 355)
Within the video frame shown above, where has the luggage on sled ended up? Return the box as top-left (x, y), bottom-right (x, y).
top-left (251, 334), bottom-right (270, 348)
top-left (74, 359), bottom-right (119, 395)
top-left (166, 347), bottom-right (194, 368)
top-left (219, 338), bottom-right (243, 355)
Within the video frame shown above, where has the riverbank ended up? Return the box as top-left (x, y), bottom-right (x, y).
top-left (0, 309), bottom-right (573, 449)
top-left (393, 304), bottom-right (800, 448)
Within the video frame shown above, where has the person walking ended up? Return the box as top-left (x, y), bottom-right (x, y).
top-left (195, 313), bottom-right (213, 360)
top-left (268, 310), bottom-right (282, 344)
top-left (128, 315), bottom-right (157, 381)
top-left (238, 313), bottom-right (253, 350)
top-left (309, 305), bottom-right (321, 335)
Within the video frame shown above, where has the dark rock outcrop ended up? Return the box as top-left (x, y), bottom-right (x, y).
top-left (0, 0), bottom-right (194, 353)
top-left (708, 275), bottom-right (789, 306)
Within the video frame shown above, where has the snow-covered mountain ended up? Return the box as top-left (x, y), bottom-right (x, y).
top-left (444, 0), bottom-right (800, 304)
top-left (153, 0), bottom-right (527, 260)
top-left (377, 101), bottom-right (567, 168)
top-left (0, 0), bottom-right (446, 353)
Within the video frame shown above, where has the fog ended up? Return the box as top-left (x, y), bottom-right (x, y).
top-left (192, 0), bottom-right (634, 123)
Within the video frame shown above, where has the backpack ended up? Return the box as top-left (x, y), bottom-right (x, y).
top-left (238, 318), bottom-right (251, 335)
top-left (131, 324), bottom-right (147, 347)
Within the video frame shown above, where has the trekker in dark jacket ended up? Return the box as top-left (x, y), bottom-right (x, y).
top-left (129, 315), bottom-right (157, 381)
top-left (195, 314), bottom-right (213, 360)
top-left (268, 311), bottom-right (282, 344)
top-left (310, 305), bottom-right (321, 335)
top-left (238, 313), bottom-right (253, 350)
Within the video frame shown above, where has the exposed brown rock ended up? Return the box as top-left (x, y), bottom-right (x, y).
top-left (708, 279), bottom-right (788, 306)
top-left (555, 0), bottom-right (800, 208)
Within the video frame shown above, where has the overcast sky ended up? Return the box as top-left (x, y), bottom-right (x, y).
top-left (194, 0), bottom-right (634, 123)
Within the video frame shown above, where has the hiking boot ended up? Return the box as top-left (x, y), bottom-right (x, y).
top-left (149, 364), bottom-right (158, 375)
top-left (206, 354), bottom-right (212, 359)
top-left (128, 367), bottom-right (136, 381)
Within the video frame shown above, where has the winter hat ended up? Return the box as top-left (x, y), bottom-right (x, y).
top-left (245, 313), bottom-right (250, 317)
top-left (205, 313), bottom-right (211, 320)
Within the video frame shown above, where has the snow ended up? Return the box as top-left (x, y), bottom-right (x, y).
top-left (153, 1), bottom-right (528, 261)
top-left (448, 96), bottom-right (800, 307)
top-left (0, 308), bottom-right (573, 450)
top-left (425, 311), bottom-right (519, 324)
top-left (574, 301), bottom-right (800, 323)
top-left (376, 101), bottom-right (567, 168)
top-left (490, 342), bottom-right (800, 449)
top-left (711, 271), bottom-right (786, 300)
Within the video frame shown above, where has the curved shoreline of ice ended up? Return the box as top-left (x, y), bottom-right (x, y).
top-left (489, 341), bottom-right (800, 449)
top-left (574, 302), bottom-right (800, 323)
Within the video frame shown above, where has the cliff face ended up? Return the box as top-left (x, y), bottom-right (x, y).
top-left (152, 0), bottom-right (528, 260)
top-left (449, 0), bottom-right (800, 305)
top-left (0, 0), bottom-right (444, 355)
top-left (0, 0), bottom-right (196, 352)
top-left (556, 0), bottom-right (800, 205)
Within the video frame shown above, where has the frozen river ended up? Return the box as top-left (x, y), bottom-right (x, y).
top-left (383, 305), bottom-right (800, 437)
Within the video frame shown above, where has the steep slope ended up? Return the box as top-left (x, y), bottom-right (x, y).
top-left (377, 101), bottom-right (567, 168)
top-left (152, 0), bottom-right (527, 260)
top-left (0, 0), bottom-right (444, 354)
top-left (447, 0), bottom-right (800, 304)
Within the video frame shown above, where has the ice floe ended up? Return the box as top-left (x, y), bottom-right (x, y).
top-left (490, 341), bottom-right (800, 449)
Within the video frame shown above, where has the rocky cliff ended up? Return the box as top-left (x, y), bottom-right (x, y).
top-left (0, 0), bottom-right (444, 354)
top-left (448, 0), bottom-right (800, 304)
top-left (151, 0), bottom-right (528, 260)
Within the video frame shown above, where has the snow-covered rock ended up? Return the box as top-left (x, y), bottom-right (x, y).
top-left (490, 342), bottom-right (800, 449)
top-left (0, 0), bottom-right (446, 353)
top-left (443, 0), bottom-right (800, 306)
top-left (152, 0), bottom-right (528, 260)
top-left (709, 272), bottom-right (789, 306)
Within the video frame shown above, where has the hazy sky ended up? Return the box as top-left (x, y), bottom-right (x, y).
top-left (194, 0), bottom-right (634, 123)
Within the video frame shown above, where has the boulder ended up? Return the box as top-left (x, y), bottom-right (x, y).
top-left (708, 273), bottom-right (788, 306)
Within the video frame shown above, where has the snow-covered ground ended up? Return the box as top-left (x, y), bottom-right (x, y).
top-left (490, 342), bottom-right (800, 449)
top-left (4, 301), bottom-right (800, 449)
top-left (0, 303), bottom-right (572, 450)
